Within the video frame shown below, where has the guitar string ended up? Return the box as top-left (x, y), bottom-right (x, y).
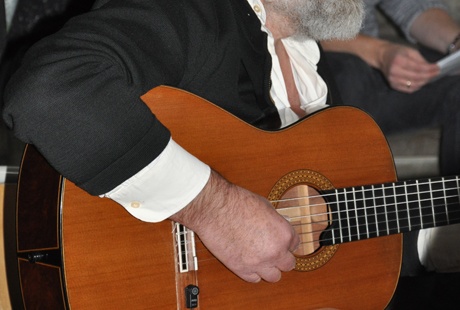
top-left (276, 192), bottom-right (460, 222)
top-left (179, 225), bottom-right (460, 268)
top-left (175, 187), bottom-right (460, 238)
top-left (175, 212), bottom-right (460, 270)
top-left (176, 221), bottom-right (460, 270)
top-left (270, 184), bottom-right (459, 219)
top-left (271, 180), bottom-right (459, 210)
top-left (175, 178), bottom-right (460, 265)
top-left (175, 199), bottom-right (460, 259)
top-left (277, 193), bottom-right (460, 239)
top-left (289, 207), bottom-right (460, 243)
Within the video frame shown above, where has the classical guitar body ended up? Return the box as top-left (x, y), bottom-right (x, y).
top-left (14, 86), bottom-right (402, 309)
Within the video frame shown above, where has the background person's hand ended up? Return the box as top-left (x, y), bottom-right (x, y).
top-left (379, 43), bottom-right (440, 93)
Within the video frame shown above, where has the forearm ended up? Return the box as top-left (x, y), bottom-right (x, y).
top-left (322, 33), bottom-right (440, 93)
top-left (170, 169), bottom-right (299, 283)
top-left (321, 35), bottom-right (394, 70)
top-left (410, 8), bottom-right (460, 54)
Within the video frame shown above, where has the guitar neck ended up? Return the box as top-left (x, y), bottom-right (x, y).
top-left (321, 176), bottom-right (460, 245)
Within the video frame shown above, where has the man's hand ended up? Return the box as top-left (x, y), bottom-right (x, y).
top-left (170, 170), bottom-right (300, 283)
top-left (379, 43), bottom-right (440, 93)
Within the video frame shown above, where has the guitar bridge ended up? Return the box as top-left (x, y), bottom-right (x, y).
top-left (174, 223), bottom-right (198, 273)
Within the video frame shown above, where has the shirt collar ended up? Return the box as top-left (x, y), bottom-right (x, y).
top-left (246, 0), bottom-right (267, 26)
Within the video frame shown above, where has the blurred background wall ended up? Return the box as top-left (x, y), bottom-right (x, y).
top-left (446, 0), bottom-right (460, 21)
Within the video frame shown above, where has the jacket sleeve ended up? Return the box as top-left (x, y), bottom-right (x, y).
top-left (2, 1), bottom-right (190, 195)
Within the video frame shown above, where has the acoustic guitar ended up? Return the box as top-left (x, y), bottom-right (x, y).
top-left (10, 86), bottom-right (460, 309)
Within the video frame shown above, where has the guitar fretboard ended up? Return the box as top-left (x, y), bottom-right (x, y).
top-left (321, 176), bottom-right (460, 245)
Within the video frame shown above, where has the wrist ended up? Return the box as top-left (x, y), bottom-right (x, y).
top-left (170, 170), bottom-right (231, 231)
top-left (447, 34), bottom-right (460, 54)
top-left (374, 41), bottom-right (395, 70)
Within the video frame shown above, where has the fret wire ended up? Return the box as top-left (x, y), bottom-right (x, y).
top-left (372, 185), bottom-right (380, 237)
top-left (415, 180), bottom-right (423, 229)
top-left (382, 184), bottom-right (389, 236)
top-left (456, 177), bottom-right (460, 222)
top-left (385, 186), bottom-right (396, 234)
top-left (395, 180), bottom-right (408, 233)
top-left (363, 185), bottom-right (370, 239)
top-left (330, 198), bottom-right (337, 243)
top-left (393, 182), bottom-right (400, 233)
top-left (404, 180), bottom-right (412, 231)
top-left (352, 187), bottom-right (360, 240)
top-left (429, 179), bottom-right (436, 227)
top-left (446, 177), bottom-right (451, 225)
top-left (335, 189), bottom-right (343, 244)
top-left (456, 176), bottom-right (460, 223)
top-left (331, 218), bottom-right (336, 243)
top-left (345, 188), bottom-right (352, 242)
top-left (434, 178), bottom-right (449, 225)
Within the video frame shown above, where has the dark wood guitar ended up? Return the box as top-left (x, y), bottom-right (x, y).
top-left (12, 86), bottom-right (460, 309)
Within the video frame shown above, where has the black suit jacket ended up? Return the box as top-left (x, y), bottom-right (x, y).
top-left (3, 0), bottom-right (342, 195)
top-left (0, 0), bottom-right (95, 166)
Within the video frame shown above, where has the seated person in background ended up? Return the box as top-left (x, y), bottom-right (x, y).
top-left (321, 0), bottom-right (460, 275)
top-left (2, 0), bottom-right (364, 283)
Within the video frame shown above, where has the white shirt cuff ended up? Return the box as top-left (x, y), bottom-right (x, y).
top-left (101, 138), bottom-right (211, 222)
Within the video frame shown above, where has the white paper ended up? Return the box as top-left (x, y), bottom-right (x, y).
top-left (0, 166), bottom-right (6, 183)
top-left (0, 166), bottom-right (19, 183)
top-left (437, 50), bottom-right (460, 78)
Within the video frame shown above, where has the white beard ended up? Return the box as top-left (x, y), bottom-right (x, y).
top-left (265, 0), bottom-right (364, 41)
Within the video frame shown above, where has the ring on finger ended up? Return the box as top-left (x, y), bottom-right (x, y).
top-left (406, 80), bottom-right (412, 89)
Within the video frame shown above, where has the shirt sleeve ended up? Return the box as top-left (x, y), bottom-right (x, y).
top-left (379, 0), bottom-right (448, 42)
top-left (418, 225), bottom-right (460, 273)
top-left (101, 138), bottom-right (211, 222)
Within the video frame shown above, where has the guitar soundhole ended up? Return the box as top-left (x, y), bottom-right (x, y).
top-left (276, 185), bottom-right (328, 256)
top-left (268, 169), bottom-right (338, 271)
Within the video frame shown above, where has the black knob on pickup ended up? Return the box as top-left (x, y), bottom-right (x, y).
top-left (185, 284), bottom-right (200, 308)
